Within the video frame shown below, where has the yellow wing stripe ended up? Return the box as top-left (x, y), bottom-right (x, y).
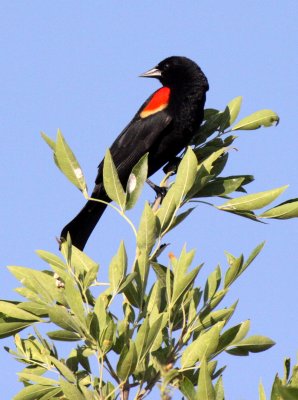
top-left (140, 103), bottom-right (168, 118)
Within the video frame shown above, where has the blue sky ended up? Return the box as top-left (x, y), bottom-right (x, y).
top-left (1, 1), bottom-right (297, 398)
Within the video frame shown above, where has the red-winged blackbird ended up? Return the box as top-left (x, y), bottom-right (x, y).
top-left (61, 56), bottom-right (209, 250)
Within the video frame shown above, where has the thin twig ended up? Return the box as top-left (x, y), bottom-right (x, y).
top-left (121, 383), bottom-right (129, 400)
top-left (87, 196), bottom-right (137, 238)
top-left (104, 355), bottom-right (120, 384)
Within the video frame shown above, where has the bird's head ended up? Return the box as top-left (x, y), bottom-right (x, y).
top-left (140, 56), bottom-right (208, 90)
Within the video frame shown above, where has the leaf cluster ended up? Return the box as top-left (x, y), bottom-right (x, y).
top-left (1, 97), bottom-right (297, 399)
top-left (259, 357), bottom-right (298, 400)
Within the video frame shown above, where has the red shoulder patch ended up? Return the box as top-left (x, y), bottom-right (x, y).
top-left (140, 87), bottom-right (170, 118)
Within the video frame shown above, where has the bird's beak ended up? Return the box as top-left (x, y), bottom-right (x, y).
top-left (139, 67), bottom-right (162, 78)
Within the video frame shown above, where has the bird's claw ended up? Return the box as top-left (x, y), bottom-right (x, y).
top-left (146, 179), bottom-right (168, 201)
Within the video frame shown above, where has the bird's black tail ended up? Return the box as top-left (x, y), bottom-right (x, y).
top-left (60, 200), bottom-right (108, 251)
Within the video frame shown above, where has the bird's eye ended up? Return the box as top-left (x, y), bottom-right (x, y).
top-left (163, 63), bottom-right (170, 71)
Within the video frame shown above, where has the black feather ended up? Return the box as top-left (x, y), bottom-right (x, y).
top-left (60, 56), bottom-right (209, 250)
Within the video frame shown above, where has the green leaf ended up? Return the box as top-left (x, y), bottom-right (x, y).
top-left (47, 330), bottom-right (82, 341)
top-left (278, 386), bottom-right (298, 400)
top-left (116, 340), bottom-right (137, 382)
top-left (135, 314), bottom-right (163, 363)
top-left (63, 278), bottom-right (86, 327)
top-left (78, 348), bottom-right (92, 373)
top-left (60, 379), bottom-right (85, 400)
top-left (17, 334), bottom-right (48, 362)
top-left (13, 384), bottom-right (56, 400)
top-left (0, 301), bottom-right (41, 321)
top-left (161, 369), bottom-right (180, 391)
top-left (197, 357), bottom-right (216, 400)
top-left (100, 318), bottom-right (116, 353)
top-left (208, 288), bottom-right (229, 310)
top-left (224, 254), bottom-right (243, 288)
top-left (187, 297), bottom-right (198, 327)
top-left (158, 147), bottom-right (197, 233)
top-left (48, 305), bottom-right (83, 335)
top-left (172, 246), bottom-right (196, 278)
top-left (19, 366), bottom-right (48, 378)
top-left (157, 186), bottom-right (178, 232)
top-left (204, 265), bottom-right (221, 302)
top-left (210, 153), bottom-right (229, 177)
top-left (289, 366), bottom-right (298, 388)
top-left (55, 130), bottom-right (87, 194)
top-left (36, 250), bottom-right (69, 283)
top-left (137, 202), bottom-right (159, 253)
top-left (41, 132), bottom-right (61, 172)
top-left (36, 250), bottom-right (66, 270)
top-left (193, 308), bottom-right (233, 334)
top-left (221, 208), bottom-right (260, 222)
top-left (193, 111), bottom-right (223, 143)
top-left (194, 137), bottom-right (224, 159)
top-left (185, 166), bottom-right (212, 201)
top-left (117, 271), bottom-right (138, 293)
top-left (125, 153), bottom-right (148, 209)
top-left (218, 320), bottom-right (250, 351)
top-left (181, 322), bottom-right (222, 368)
top-left (142, 314), bottom-right (163, 361)
top-left (83, 263), bottom-right (99, 289)
top-left (259, 198), bottom-right (298, 219)
top-left (175, 146), bottom-right (198, 197)
top-left (49, 356), bottom-right (76, 382)
top-left (0, 321), bottom-right (32, 338)
top-left (259, 380), bottom-right (267, 400)
top-left (14, 288), bottom-right (44, 304)
top-left (135, 252), bottom-right (150, 294)
top-left (200, 148), bottom-right (227, 175)
top-left (102, 382), bottom-right (116, 400)
top-left (283, 358), bottom-right (291, 384)
top-left (198, 177), bottom-right (245, 197)
top-left (240, 241), bottom-right (265, 275)
top-left (220, 96), bottom-right (243, 131)
top-left (71, 245), bottom-right (99, 272)
top-left (109, 241), bottom-right (127, 294)
top-left (226, 335), bottom-right (275, 356)
top-left (103, 149), bottom-right (126, 209)
top-left (179, 376), bottom-right (197, 400)
top-left (233, 174), bottom-right (255, 188)
top-left (93, 295), bottom-right (109, 330)
top-left (41, 131), bottom-right (56, 151)
top-left (232, 109), bottom-right (279, 130)
top-left (8, 266), bottom-right (59, 304)
top-left (134, 317), bottom-right (150, 362)
top-left (121, 280), bottom-right (140, 308)
top-left (114, 320), bottom-right (129, 355)
top-left (147, 281), bottom-right (162, 314)
top-left (215, 375), bottom-right (225, 400)
top-left (218, 185), bottom-right (288, 211)
top-left (151, 262), bottom-right (171, 287)
top-left (204, 108), bottom-right (220, 119)
top-left (271, 375), bottom-right (283, 400)
top-left (38, 388), bottom-right (63, 400)
top-left (17, 372), bottom-right (58, 386)
top-left (171, 264), bottom-right (203, 307)
top-left (78, 387), bottom-right (96, 400)
top-left (18, 302), bottom-right (48, 317)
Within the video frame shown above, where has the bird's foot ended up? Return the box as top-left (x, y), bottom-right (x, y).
top-left (146, 179), bottom-right (168, 201)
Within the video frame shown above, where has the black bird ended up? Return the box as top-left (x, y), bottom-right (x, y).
top-left (61, 56), bottom-right (209, 250)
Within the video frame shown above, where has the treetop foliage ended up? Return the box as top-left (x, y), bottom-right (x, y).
top-left (1, 96), bottom-right (297, 399)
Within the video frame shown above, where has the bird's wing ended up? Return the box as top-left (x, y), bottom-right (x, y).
top-left (95, 88), bottom-right (173, 185)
